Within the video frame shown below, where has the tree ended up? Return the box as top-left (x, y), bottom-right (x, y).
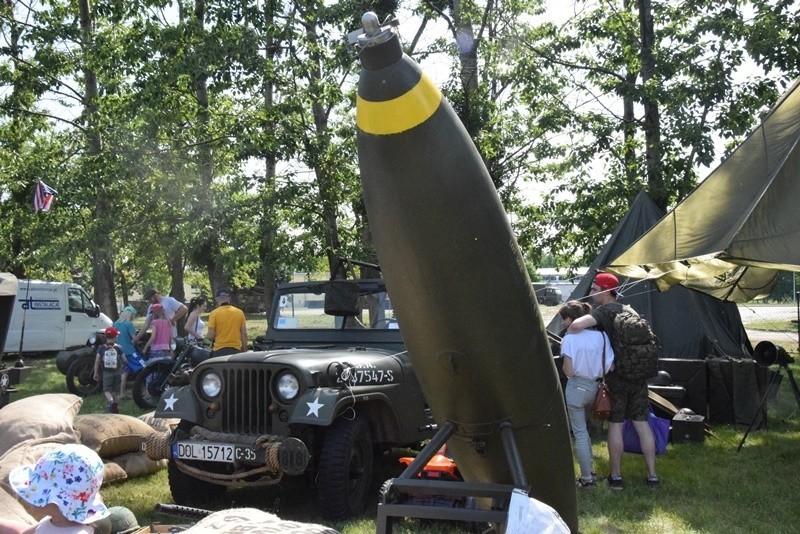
top-left (519, 0), bottom-right (797, 267)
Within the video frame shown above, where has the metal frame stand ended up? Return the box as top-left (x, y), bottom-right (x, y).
top-left (377, 421), bottom-right (529, 534)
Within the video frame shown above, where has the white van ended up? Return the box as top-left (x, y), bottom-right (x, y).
top-left (2, 280), bottom-right (112, 354)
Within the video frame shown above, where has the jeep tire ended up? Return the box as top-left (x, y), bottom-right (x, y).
top-left (167, 459), bottom-right (225, 506)
top-left (317, 415), bottom-right (374, 519)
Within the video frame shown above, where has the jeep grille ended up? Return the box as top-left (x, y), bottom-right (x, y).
top-left (221, 367), bottom-right (272, 435)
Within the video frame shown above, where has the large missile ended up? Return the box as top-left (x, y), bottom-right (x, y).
top-left (354, 13), bottom-right (577, 531)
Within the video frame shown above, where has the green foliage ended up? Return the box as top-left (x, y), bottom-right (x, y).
top-left (2, 0), bottom-right (800, 300)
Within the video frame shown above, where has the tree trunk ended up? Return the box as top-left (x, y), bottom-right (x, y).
top-left (168, 245), bottom-right (185, 302)
top-left (194, 0), bottom-right (227, 291)
top-left (79, 0), bottom-right (117, 319)
top-left (258, 2), bottom-right (279, 319)
top-left (637, 0), bottom-right (665, 209)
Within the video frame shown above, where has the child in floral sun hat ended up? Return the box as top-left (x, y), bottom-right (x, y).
top-left (2, 443), bottom-right (110, 533)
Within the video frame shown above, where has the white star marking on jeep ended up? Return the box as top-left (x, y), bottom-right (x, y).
top-left (306, 396), bottom-right (324, 417)
top-left (0, 374), bottom-right (8, 388)
top-left (163, 393), bottom-right (178, 411)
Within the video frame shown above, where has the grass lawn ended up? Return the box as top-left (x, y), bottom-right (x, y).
top-left (5, 322), bottom-right (800, 533)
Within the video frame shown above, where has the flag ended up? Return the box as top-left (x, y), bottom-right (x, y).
top-left (34, 180), bottom-right (57, 212)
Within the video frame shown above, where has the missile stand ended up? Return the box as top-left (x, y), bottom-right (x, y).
top-left (377, 421), bottom-right (529, 533)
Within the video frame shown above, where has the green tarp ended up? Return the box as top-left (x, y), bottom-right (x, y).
top-left (607, 78), bottom-right (800, 302)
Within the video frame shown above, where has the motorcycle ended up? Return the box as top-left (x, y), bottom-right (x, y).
top-left (132, 338), bottom-right (212, 410)
top-left (62, 331), bottom-right (150, 397)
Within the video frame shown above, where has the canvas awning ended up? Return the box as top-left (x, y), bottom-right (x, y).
top-left (607, 78), bottom-right (800, 302)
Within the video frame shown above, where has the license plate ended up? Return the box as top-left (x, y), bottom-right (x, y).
top-left (173, 441), bottom-right (259, 463)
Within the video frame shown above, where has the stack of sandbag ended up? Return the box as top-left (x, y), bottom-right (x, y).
top-left (0, 393), bottom-right (85, 526)
top-left (186, 508), bottom-right (341, 534)
top-left (74, 413), bottom-right (168, 485)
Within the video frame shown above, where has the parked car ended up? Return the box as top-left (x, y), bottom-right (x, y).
top-left (145, 277), bottom-right (435, 519)
top-left (533, 283), bottom-right (563, 306)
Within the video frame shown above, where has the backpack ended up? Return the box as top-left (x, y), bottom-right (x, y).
top-left (102, 346), bottom-right (119, 370)
top-left (604, 305), bottom-right (661, 381)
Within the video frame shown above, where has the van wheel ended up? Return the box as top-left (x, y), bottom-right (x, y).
top-left (317, 415), bottom-right (374, 519)
top-left (66, 354), bottom-right (101, 397)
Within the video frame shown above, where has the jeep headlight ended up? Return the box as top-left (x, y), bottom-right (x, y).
top-left (276, 372), bottom-right (300, 402)
top-left (201, 372), bottom-right (222, 398)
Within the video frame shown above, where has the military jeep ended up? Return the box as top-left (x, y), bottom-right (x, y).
top-left (149, 278), bottom-right (435, 519)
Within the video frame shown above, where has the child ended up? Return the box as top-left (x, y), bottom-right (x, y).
top-left (92, 326), bottom-right (127, 413)
top-left (112, 305), bottom-right (139, 397)
top-left (141, 303), bottom-right (172, 358)
top-left (1, 443), bottom-right (110, 533)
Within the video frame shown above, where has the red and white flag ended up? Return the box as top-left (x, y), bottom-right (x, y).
top-left (33, 180), bottom-right (57, 212)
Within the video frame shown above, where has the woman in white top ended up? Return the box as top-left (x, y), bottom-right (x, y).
top-left (184, 296), bottom-right (208, 343)
top-left (559, 300), bottom-right (615, 487)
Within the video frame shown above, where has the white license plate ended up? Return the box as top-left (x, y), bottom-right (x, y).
top-left (173, 441), bottom-right (258, 463)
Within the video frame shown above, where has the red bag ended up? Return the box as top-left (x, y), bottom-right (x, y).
top-left (593, 380), bottom-right (612, 420)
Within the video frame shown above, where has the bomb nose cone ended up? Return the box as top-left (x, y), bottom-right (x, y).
top-left (362, 12), bottom-right (380, 35)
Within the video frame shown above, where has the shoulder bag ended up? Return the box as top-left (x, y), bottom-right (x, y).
top-left (592, 334), bottom-right (613, 420)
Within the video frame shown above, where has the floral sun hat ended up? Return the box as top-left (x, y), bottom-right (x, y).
top-left (8, 443), bottom-right (110, 524)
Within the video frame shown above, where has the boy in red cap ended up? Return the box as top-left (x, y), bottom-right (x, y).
top-left (567, 271), bottom-right (659, 490)
top-left (93, 326), bottom-right (128, 413)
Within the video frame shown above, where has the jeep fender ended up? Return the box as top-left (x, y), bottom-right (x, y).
top-left (154, 386), bottom-right (201, 424)
top-left (290, 388), bottom-right (400, 433)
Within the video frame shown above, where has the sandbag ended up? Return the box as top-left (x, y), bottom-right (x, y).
top-left (0, 394), bottom-right (82, 457)
top-left (0, 441), bottom-right (62, 492)
top-left (75, 414), bottom-right (156, 458)
top-left (102, 459), bottom-right (129, 486)
top-left (0, 486), bottom-right (35, 526)
top-left (138, 411), bottom-right (179, 433)
top-left (108, 451), bottom-right (167, 478)
top-left (186, 508), bottom-right (341, 533)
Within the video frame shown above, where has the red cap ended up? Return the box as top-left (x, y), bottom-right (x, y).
top-left (151, 303), bottom-right (164, 313)
top-left (104, 326), bottom-right (119, 338)
top-left (594, 272), bottom-right (619, 291)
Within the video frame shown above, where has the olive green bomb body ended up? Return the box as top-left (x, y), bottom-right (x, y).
top-left (355, 26), bottom-right (577, 531)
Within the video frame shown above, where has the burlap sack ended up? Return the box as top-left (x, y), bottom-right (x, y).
top-left (138, 411), bottom-right (179, 433)
top-left (0, 485), bottom-right (35, 526)
top-left (101, 459), bottom-right (129, 486)
top-left (0, 394), bottom-right (82, 457)
top-left (108, 451), bottom-right (167, 478)
top-left (0, 442), bottom-right (62, 494)
top-left (74, 414), bottom-right (156, 458)
top-left (186, 508), bottom-right (340, 533)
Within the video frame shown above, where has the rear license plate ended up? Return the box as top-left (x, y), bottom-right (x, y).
top-left (173, 441), bottom-right (258, 463)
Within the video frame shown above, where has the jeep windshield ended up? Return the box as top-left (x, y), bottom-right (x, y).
top-left (273, 281), bottom-right (398, 330)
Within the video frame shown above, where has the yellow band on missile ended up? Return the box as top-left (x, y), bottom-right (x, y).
top-left (357, 73), bottom-right (442, 135)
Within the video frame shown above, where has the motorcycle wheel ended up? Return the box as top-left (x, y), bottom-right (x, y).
top-left (132, 363), bottom-right (172, 410)
top-left (66, 354), bottom-right (102, 397)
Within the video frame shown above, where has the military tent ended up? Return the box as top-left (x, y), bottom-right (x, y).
top-left (547, 192), bottom-right (752, 360)
top-left (606, 78), bottom-right (800, 302)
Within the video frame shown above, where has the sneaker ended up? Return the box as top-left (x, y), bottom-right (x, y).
top-left (110, 401), bottom-right (119, 414)
top-left (576, 477), bottom-right (597, 488)
top-left (645, 476), bottom-right (660, 488)
top-left (607, 476), bottom-right (624, 491)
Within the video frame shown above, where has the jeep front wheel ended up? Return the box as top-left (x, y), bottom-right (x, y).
top-left (167, 459), bottom-right (226, 506)
top-left (317, 415), bottom-right (374, 519)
